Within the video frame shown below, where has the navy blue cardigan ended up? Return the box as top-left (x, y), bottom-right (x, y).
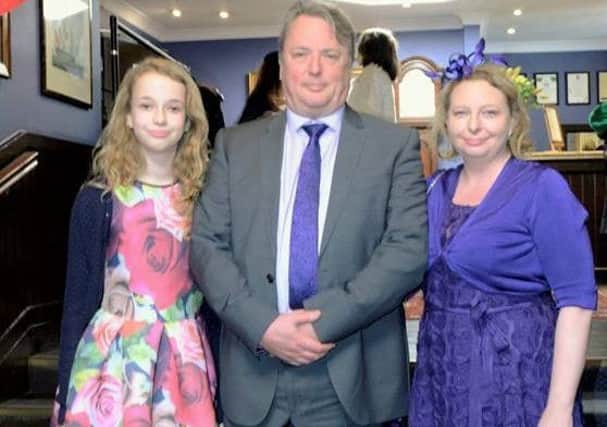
top-left (55, 185), bottom-right (112, 423)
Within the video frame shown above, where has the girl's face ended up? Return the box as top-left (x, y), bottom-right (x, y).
top-left (127, 71), bottom-right (187, 162)
top-left (446, 79), bottom-right (514, 163)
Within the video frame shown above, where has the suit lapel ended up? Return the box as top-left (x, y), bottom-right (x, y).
top-left (259, 113), bottom-right (286, 258)
top-left (320, 107), bottom-right (365, 257)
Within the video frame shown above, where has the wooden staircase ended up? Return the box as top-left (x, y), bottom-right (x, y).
top-left (0, 348), bottom-right (57, 426)
top-left (0, 131), bottom-right (92, 427)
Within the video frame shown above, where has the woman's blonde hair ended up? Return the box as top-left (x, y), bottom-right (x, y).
top-left (432, 63), bottom-right (532, 159)
top-left (90, 56), bottom-right (209, 224)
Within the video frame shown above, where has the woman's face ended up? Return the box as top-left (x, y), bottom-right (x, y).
top-left (446, 79), bottom-right (514, 163)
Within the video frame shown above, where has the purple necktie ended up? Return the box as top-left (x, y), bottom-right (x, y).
top-left (289, 123), bottom-right (328, 309)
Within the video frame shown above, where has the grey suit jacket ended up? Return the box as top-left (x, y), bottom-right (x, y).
top-left (190, 106), bottom-right (427, 425)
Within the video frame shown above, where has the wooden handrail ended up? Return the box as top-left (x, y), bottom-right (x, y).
top-left (0, 301), bottom-right (61, 366)
top-left (0, 129), bottom-right (26, 150)
top-left (0, 150), bottom-right (38, 195)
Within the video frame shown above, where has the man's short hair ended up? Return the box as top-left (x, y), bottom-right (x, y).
top-left (278, 0), bottom-right (356, 64)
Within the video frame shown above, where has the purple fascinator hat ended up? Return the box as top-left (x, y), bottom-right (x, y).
top-left (427, 38), bottom-right (508, 83)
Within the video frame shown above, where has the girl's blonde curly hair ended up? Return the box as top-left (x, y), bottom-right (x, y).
top-left (90, 56), bottom-right (209, 229)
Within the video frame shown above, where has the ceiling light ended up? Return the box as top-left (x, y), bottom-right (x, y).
top-left (513, 9), bottom-right (522, 16)
top-left (171, 8), bottom-right (182, 18)
top-left (332, 0), bottom-right (454, 5)
top-left (219, 10), bottom-right (230, 19)
top-left (507, 27), bottom-right (516, 35)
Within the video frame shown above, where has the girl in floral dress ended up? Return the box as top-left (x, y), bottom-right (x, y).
top-left (51, 57), bottom-right (216, 427)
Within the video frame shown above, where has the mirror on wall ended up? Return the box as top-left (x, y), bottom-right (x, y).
top-left (396, 56), bottom-right (440, 128)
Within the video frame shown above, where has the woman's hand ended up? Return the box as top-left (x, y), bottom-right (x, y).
top-left (540, 306), bottom-right (592, 427)
top-left (538, 404), bottom-right (573, 427)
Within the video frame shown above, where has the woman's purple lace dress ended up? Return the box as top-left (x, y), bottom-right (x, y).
top-left (409, 202), bottom-right (583, 427)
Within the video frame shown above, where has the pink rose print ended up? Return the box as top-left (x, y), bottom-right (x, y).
top-left (171, 321), bottom-right (205, 366)
top-left (64, 411), bottom-right (90, 427)
top-left (123, 404), bottom-right (152, 427)
top-left (70, 374), bottom-right (123, 427)
top-left (175, 361), bottom-right (218, 427)
top-left (154, 186), bottom-right (189, 242)
top-left (199, 324), bottom-right (217, 397)
top-left (178, 362), bottom-right (205, 404)
top-left (117, 199), bottom-right (190, 309)
top-left (91, 315), bottom-right (123, 355)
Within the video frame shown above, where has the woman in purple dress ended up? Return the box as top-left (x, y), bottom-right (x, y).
top-left (409, 63), bottom-right (597, 426)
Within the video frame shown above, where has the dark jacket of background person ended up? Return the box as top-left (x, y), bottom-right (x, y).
top-left (198, 84), bottom-right (225, 149)
top-left (238, 51), bottom-right (282, 124)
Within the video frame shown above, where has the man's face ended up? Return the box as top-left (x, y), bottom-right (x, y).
top-left (280, 15), bottom-right (351, 119)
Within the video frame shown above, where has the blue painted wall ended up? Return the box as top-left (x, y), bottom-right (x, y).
top-left (506, 51), bottom-right (607, 124)
top-left (165, 29), bottom-right (468, 126)
top-left (165, 37), bottom-right (278, 126)
top-left (165, 32), bottom-right (606, 153)
top-left (505, 51), bottom-right (607, 150)
top-left (0, 0), bottom-right (102, 145)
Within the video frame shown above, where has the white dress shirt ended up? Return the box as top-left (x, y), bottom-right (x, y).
top-left (275, 107), bottom-right (344, 313)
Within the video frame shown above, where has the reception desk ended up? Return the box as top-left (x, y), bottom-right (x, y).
top-left (525, 150), bottom-right (607, 276)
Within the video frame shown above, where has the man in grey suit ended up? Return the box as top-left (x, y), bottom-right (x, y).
top-left (190, 1), bottom-right (427, 426)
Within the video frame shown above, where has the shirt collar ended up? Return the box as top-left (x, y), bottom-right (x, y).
top-left (286, 106), bottom-right (345, 135)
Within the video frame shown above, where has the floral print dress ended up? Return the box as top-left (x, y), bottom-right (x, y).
top-left (57, 182), bottom-right (217, 427)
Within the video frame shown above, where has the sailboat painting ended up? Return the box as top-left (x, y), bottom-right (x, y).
top-left (40, 0), bottom-right (92, 108)
top-left (50, 13), bottom-right (86, 79)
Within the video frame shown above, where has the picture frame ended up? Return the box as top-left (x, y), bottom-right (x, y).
top-left (397, 56), bottom-right (441, 127)
top-left (534, 72), bottom-right (559, 105)
top-left (39, 0), bottom-right (93, 108)
top-left (598, 71), bottom-right (607, 103)
top-left (543, 105), bottom-right (565, 151)
top-left (565, 71), bottom-right (590, 105)
top-left (246, 71), bottom-right (258, 95)
top-left (0, 13), bottom-right (10, 78)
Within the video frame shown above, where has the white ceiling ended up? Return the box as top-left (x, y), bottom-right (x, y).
top-left (100, 0), bottom-right (607, 53)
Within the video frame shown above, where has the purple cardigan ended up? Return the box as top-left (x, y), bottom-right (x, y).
top-left (427, 158), bottom-right (597, 309)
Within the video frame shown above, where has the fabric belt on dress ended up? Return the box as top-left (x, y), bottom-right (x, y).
top-left (426, 293), bottom-right (552, 427)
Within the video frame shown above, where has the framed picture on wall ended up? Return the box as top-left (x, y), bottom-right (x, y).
top-left (565, 72), bottom-right (590, 105)
top-left (598, 71), bottom-right (607, 103)
top-left (534, 72), bottom-right (559, 105)
top-left (397, 56), bottom-right (441, 127)
top-left (39, 0), bottom-right (93, 108)
top-left (0, 13), bottom-right (10, 78)
top-left (246, 72), bottom-right (257, 95)
top-left (543, 105), bottom-right (565, 151)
